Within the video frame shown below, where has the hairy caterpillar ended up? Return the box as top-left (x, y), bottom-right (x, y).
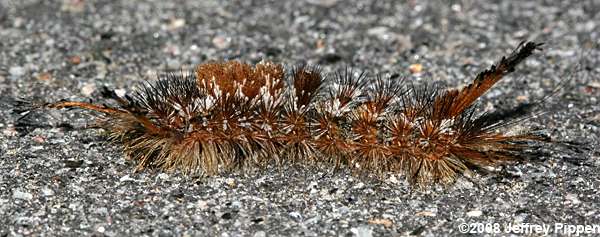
top-left (19, 41), bottom-right (546, 187)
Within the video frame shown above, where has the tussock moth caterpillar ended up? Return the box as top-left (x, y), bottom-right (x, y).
top-left (18, 41), bottom-right (546, 187)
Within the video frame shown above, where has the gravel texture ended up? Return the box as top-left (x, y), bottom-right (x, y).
top-left (1, 0), bottom-right (599, 236)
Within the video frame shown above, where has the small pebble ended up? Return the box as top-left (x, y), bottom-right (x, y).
top-left (36, 72), bottom-right (52, 81)
top-left (212, 36), bottom-right (231, 49)
top-left (157, 173), bottom-right (170, 180)
top-left (120, 175), bottom-right (134, 182)
top-left (168, 18), bottom-right (186, 30)
top-left (68, 55), bottom-right (82, 65)
top-left (3, 126), bottom-right (17, 137)
top-left (114, 89), bottom-right (127, 97)
top-left (225, 178), bottom-right (236, 187)
top-left (368, 218), bottom-right (393, 228)
top-left (13, 190), bottom-right (33, 200)
top-left (197, 200), bottom-right (209, 210)
top-left (32, 136), bottom-right (46, 143)
top-left (565, 193), bottom-right (581, 205)
top-left (61, 0), bottom-right (85, 13)
top-left (81, 83), bottom-right (97, 96)
top-left (367, 26), bottom-right (389, 36)
top-left (415, 211), bottom-right (436, 217)
top-left (41, 187), bottom-right (55, 196)
top-left (9, 66), bottom-right (25, 78)
top-left (466, 210), bottom-right (483, 217)
top-left (351, 225), bottom-right (373, 237)
top-left (289, 211), bottom-right (302, 219)
top-left (409, 64), bottom-right (423, 74)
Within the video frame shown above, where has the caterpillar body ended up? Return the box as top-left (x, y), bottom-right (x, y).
top-left (26, 41), bottom-right (545, 187)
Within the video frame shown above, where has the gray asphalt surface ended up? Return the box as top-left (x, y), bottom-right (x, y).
top-left (1, 0), bottom-right (599, 236)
